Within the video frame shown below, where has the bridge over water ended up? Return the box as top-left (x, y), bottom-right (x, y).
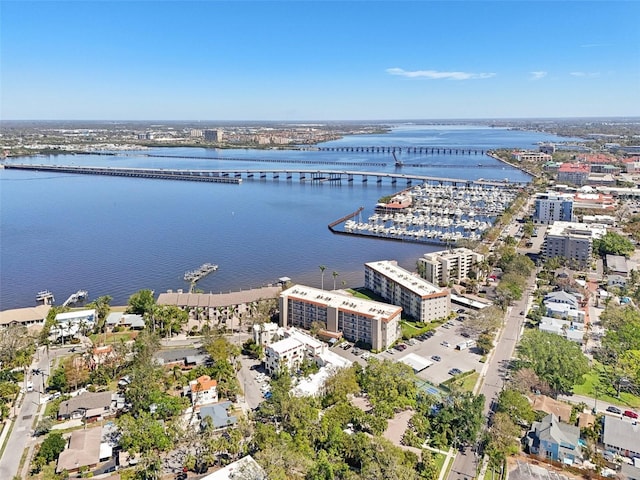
top-left (3, 164), bottom-right (522, 188)
top-left (317, 146), bottom-right (486, 155)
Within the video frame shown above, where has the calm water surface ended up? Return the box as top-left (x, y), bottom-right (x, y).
top-left (0, 125), bottom-right (578, 309)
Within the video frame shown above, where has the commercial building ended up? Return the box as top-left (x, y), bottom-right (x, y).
top-left (557, 163), bottom-right (590, 186)
top-left (602, 416), bottom-right (640, 459)
top-left (513, 151), bottom-right (553, 162)
top-left (532, 192), bottom-right (574, 224)
top-left (364, 260), bottom-right (450, 323)
top-left (418, 248), bottom-right (484, 285)
top-left (543, 222), bottom-right (606, 267)
top-left (279, 284), bottom-right (402, 351)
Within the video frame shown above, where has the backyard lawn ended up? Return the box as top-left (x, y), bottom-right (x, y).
top-left (573, 363), bottom-right (640, 409)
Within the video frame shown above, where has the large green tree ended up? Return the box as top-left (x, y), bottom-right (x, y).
top-left (516, 330), bottom-right (589, 394)
top-left (127, 289), bottom-right (156, 316)
top-left (594, 232), bottom-right (635, 258)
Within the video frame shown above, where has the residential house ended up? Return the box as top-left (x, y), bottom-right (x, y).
top-left (526, 414), bottom-right (581, 464)
top-left (607, 274), bottom-right (627, 289)
top-left (543, 291), bottom-right (580, 310)
top-left (198, 455), bottom-right (266, 480)
top-left (529, 395), bottom-right (572, 423)
top-left (105, 312), bottom-right (145, 330)
top-left (189, 375), bottom-right (218, 407)
top-left (544, 303), bottom-right (585, 323)
top-left (56, 427), bottom-right (109, 474)
top-left (199, 401), bottom-right (237, 431)
top-left (602, 416), bottom-right (640, 459)
top-left (538, 317), bottom-right (585, 344)
top-left (58, 391), bottom-right (114, 422)
top-left (606, 255), bottom-right (633, 278)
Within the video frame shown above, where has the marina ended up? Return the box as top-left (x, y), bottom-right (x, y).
top-left (184, 263), bottom-right (219, 283)
top-left (330, 182), bottom-right (520, 246)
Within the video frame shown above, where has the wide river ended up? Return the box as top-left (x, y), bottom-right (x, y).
top-left (0, 124), bottom-right (580, 310)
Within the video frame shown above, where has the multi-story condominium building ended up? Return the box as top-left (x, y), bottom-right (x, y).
top-left (418, 248), bottom-right (484, 286)
top-left (364, 260), bottom-right (450, 323)
top-left (204, 129), bottom-right (223, 142)
top-left (543, 222), bottom-right (606, 267)
top-left (557, 163), bottom-right (590, 186)
top-left (190, 129), bottom-right (203, 138)
top-left (533, 192), bottom-right (574, 224)
top-left (279, 284), bottom-right (402, 351)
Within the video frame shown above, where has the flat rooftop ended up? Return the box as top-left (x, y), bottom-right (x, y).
top-left (365, 260), bottom-right (445, 297)
top-left (282, 284), bottom-right (402, 320)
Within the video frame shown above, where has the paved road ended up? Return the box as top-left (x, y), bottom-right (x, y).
top-left (0, 347), bottom-right (51, 480)
top-left (447, 274), bottom-right (535, 480)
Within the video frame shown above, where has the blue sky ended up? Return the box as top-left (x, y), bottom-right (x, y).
top-left (1, 1), bottom-right (639, 120)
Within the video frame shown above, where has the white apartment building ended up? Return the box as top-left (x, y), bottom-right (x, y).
top-left (418, 248), bottom-right (484, 286)
top-left (513, 151), bottom-right (553, 162)
top-left (279, 284), bottom-right (402, 351)
top-left (253, 322), bottom-right (280, 349)
top-left (543, 222), bottom-right (607, 267)
top-left (364, 260), bottom-right (450, 323)
top-left (533, 192), bottom-right (574, 224)
top-left (263, 327), bottom-right (328, 375)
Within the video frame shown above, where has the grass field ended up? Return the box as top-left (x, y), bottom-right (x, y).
top-left (573, 363), bottom-right (640, 409)
top-left (89, 330), bottom-right (138, 345)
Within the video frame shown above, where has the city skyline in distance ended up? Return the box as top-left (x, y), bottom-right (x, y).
top-left (1, 1), bottom-right (639, 121)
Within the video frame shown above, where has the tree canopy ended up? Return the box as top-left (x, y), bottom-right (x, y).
top-left (516, 330), bottom-right (589, 394)
top-left (594, 231), bottom-right (635, 257)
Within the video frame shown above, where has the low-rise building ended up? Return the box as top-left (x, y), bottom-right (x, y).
top-left (526, 414), bottom-right (581, 464)
top-left (198, 455), bottom-right (266, 480)
top-left (264, 335), bottom-right (306, 375)
top-left (513, 150), bottom-right (553, 162)
top-left (199, 401), bottom-right (237, 430)
top-left (279, 284), bottom-right (402, 351)
top-left (418, 248), bottom-right (484, 285)
top-left (602, 416), bottom-right (640, 459)
top-left (252, 322), bottom-right (280, 348)
top-left (0, 304), bottom-right (50, 329)
top-left (538, 317), bottom-right (585, 344)
top-left (56, 427), bottom-right (107, 474)
top-left (105, 312), bottom-right (145, 330)
top-left (58, 391), bottom-right (114, 422)
top-left (365, 260), bottom-right (450, 323)
top-left (543, 291), bottom-right (581, 309)
top-left (189, 375), bottom-right (218, 407)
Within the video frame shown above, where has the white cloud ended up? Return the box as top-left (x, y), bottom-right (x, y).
top-left (530, 71), bottom-right (547, 80)
top-left (570, 71), bottom-right (601, 77)
top-left (386, 67), bottom-right (496, 80)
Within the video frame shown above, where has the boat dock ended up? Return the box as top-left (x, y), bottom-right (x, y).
top-left (36, 290), bottom-right (55, 305)
top-left (62, 290), bottom-right (88, 307)
top-left (184, 263), bottom-right (218, 284)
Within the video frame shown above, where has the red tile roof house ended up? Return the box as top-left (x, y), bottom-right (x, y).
top-left (189, 375), bottom-right (218, 407)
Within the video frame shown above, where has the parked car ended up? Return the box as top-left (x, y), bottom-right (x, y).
top-left (456, 309), bottom-right (465, 314)
top-left (448, 368), bottom-right (462, 376)
top-left (344, 344), bottom-right (352, 350)
top-left (606, 406), bottom-right (622, 415)
top-left (623, 410), bottom-right (639, 419)
top-left (441, 341), bottom-right (450, 347)
top-left (431, 355), bottom-right (441, 362)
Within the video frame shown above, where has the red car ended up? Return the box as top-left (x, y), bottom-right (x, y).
top-left (623, 410), bottom-right (639, 419)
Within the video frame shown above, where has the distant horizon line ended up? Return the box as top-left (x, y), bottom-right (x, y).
top-left (2, 115), bottom-right (640, 124)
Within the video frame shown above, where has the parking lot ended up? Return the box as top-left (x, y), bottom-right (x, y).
top-left (380, 319), bottom-right (484, 385)
top-left (330, 311), bottom-right (485, 387)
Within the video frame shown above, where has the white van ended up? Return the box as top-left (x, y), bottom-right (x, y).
top-left (27, 381), bottom-right (34, 392)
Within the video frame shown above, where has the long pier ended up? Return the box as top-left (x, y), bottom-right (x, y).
top-left (318, 146), bottom-right (486, 155)
top-left (3, 164), bottom-right (524, 188)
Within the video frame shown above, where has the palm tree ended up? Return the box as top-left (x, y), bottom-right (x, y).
top-left (319, 265), bottom-right (326, 290)
top-left (332, 271), bottom-right (339, 290)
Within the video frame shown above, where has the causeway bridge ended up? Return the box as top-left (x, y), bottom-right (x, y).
top-left (3, 163), bottom-right (522, 188)
top-left (317, 146), bottom-right (486, 155)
